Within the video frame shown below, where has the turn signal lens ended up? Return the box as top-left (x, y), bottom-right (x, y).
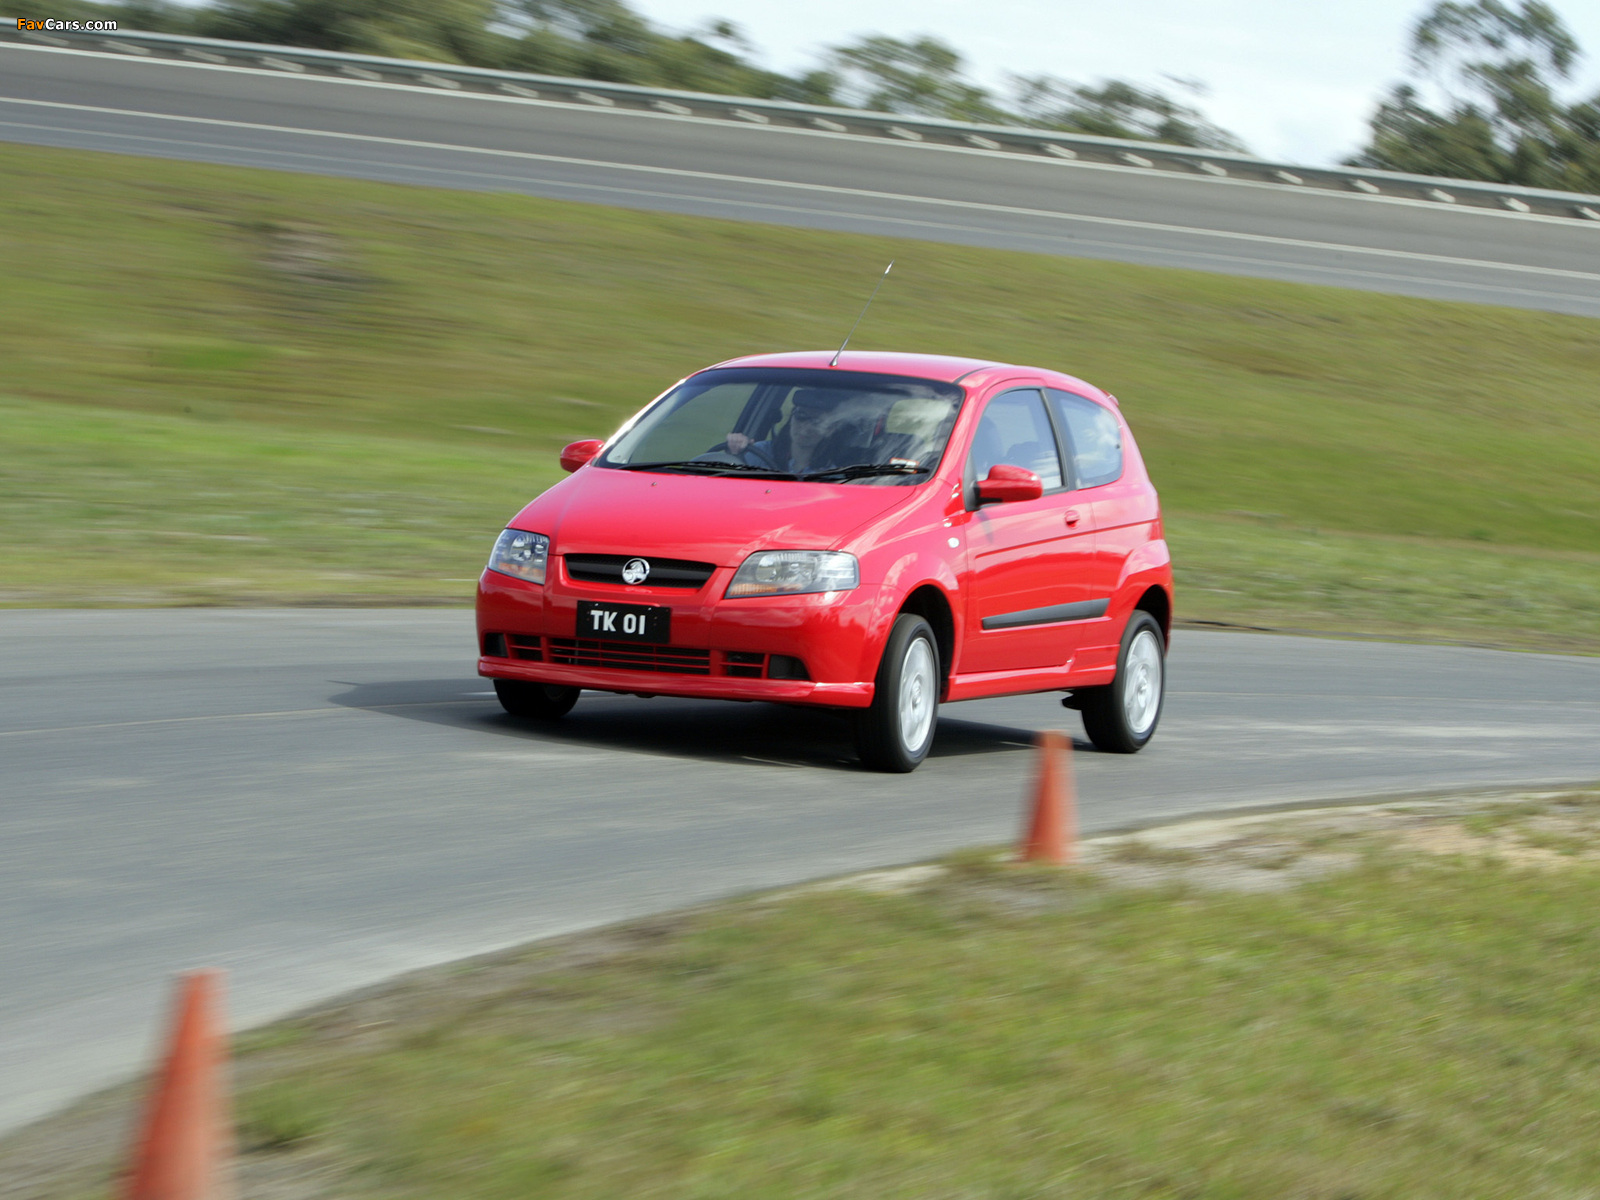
top-left (488, 529), bottom-right (550, 584)
top-left (726, 550), bottom-right (859, 598)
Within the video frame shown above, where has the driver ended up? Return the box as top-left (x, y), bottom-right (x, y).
top-left (725, 388), bottom-right (845, 474)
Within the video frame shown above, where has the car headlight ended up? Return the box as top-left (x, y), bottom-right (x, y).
top-left (726, 550), bottom-right (859, 598)
top-left (487, 529), bottom-right (550, 584)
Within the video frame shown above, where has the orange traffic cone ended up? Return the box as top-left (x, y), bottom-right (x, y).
top-left (1018, 730), bottom-right (1076, 864)
top-left (123, 969), bottom-right (234, 1200)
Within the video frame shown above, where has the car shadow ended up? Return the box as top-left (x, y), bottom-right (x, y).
top-left (328, 678), bottom-right (1062, 770)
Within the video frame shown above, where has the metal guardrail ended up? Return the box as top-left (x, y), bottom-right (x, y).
top-left (10, 26), bottom-right (1600, 223)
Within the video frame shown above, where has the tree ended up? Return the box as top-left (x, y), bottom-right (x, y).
top-left (826, 33), bottom-right (1246, 150)
top-left (1013, 75), bottom-right (1246, 151)
top-left (39, 0), bottom-right (1236, 149)
top-left (827, 35), bottom-right (1009, 123)
top-left (501, 0), bottom-right (822, 97)
top-left (178, 0), bottom-right (823, 96)
top-left (1348, 1), bottom-right (1600, 191)
top-left (198, 0), bottom-right (505, 64)
top-left (1410, 0), bottom-right (1576, 79)
top-left (28, 0), bottom-right (196, 33)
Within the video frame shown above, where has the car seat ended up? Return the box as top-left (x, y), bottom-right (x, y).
top-left (813, 425), bottom-right (875, 469)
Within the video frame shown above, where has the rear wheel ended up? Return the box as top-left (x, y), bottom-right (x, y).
top-left (1080, 611), bottom-right (1165, 753)
top-left (856, 614), bottom-right (940, 773)
top-left (494, 679), bottom-right (580, 720)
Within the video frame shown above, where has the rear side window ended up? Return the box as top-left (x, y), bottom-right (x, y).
top-left (969, 389), bottom-right (1064, 490)
top-left (1046, 389), bottom-right (1123, 488)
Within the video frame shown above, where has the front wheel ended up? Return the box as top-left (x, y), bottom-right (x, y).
top-left (1079, 611), bottom-right (1165, 753)
top-left (856, 614), bottom-right (940, 772)
top-left (494, 679), bottom-right (580, 720)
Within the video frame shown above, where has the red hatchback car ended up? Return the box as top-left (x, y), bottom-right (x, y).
top-left (477, 351), bottom-right (1173, 771)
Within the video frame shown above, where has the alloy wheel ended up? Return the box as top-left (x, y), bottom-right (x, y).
top-left (898, 636), bottom-right (937, 752)
top-left (1122, 628), bottom-right (1163, 737)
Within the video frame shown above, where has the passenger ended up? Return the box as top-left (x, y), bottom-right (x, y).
top-left (725, 389), bottom-right (844, 474)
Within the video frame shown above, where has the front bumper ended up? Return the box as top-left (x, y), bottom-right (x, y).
top-left (476, 568), bottom-right (887, 708)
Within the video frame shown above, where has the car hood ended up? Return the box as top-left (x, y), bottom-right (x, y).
top-left (515, 466), bottom-right (918, 565)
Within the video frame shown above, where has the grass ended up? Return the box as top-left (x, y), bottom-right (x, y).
top-left (1170, 516), bottom-right (1600, 651)
top-left (2, 142), bottom-right (1598, 647)
top-left (0, 396), bottom-right (540, 604)
top-left (236, 1082), bottom-right (327, 1152)
top-left (90, 800), bottom-right (1600, 1197)
top-left (9, 796), bottom-right (1600, 1197)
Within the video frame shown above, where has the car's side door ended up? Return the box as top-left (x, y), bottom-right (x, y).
top-left (958, 387), bottom-right (1099, 674)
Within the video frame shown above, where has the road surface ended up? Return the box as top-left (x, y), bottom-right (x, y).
top-left (3, 45), bottom-right (1600, 315)
top-left (3, 607), bottom-right (1597, 1132)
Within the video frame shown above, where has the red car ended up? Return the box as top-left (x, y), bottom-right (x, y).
top-left (477, 351), bottom-right (1172, 771)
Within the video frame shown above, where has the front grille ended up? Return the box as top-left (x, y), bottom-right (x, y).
top-left (548, 638), bottom-right (712, 674)
top-left (506, 634), bottom-right (542, 661)
top-left (484, 633), bottom-right (542, 660)
top-left (564, 554), bottom-right (717, 589)
top-left (724, 651), bottom-right (766, 678)
top-left (536, 641), bottom-right (805, 681)
top-left (767, 654), bottom-right (810, 681)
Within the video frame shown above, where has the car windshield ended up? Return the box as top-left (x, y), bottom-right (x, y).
top-left (598, 368), bottom-right (966, 485)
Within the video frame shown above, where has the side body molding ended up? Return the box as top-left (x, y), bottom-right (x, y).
top-left (980, 598), bottom-right (1110, 631)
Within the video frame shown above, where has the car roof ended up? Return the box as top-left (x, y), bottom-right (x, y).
top-left (705, 350), bottom-right (1002, 382)
top-left (700, 351), bottom-right (1108, 401)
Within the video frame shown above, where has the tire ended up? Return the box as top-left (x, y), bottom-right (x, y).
top-left (1079, 611), bottom-right (1165, 754)
top-left (494, 679), bottom-right (580, 720)
top-left (855, 614), bottom-right (940, 773)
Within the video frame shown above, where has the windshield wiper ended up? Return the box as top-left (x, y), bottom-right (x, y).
top-left (613, 460), bottom-right (798, 479)
top-left (800, 462), bottom-right (931, 482)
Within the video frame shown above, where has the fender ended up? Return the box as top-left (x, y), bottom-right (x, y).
top-left (1066, 539), bottom-right (1174, 680)
top-left (856, 551), bottom-right (962, 686)
top-left (1115, 537), bottom-right (1172, 602)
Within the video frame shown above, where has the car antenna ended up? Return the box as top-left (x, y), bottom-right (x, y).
top-left (829, 260), bottom-right (893, 367)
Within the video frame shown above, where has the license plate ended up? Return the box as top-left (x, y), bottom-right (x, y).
top-left (575, 600), bottom-right (670, 643)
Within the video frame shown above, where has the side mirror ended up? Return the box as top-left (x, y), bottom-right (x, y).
top-left (559, 439), bottom-right (603, 473)
top-left (976, 463), bottom-right (1044, 504)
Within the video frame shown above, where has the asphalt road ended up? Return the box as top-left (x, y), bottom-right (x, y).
top-left (5, 45), bottom-right (1600, 315)
top-left (4, 607), bottom-right (1598, 1133)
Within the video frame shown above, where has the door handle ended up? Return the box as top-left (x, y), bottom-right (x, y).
top-left (1063, 509), bottom-right (1083, 527)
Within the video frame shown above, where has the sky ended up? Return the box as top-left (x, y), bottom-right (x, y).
top-left (628, 0), bottom-right (1600, 166)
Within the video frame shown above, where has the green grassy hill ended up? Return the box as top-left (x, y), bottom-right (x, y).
top-left (2, 142), bottom-right (1596, 649)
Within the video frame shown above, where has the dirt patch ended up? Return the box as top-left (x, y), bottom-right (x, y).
top-left (1077, 790), bottom-right (1600, 893)
top-left (255, 222), bottom-right (371, 291)
top-left (1395, 809), bottom-right (1600, 868)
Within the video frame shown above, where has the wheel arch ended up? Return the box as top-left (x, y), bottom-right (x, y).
top-left (1133, 584), bottom-right (1171, 643)
top-left (898, 584), bottom-right (955, 690)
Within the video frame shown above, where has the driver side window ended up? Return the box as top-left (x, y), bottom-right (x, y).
top-left (968, 389), bottom-right (1063, 490)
